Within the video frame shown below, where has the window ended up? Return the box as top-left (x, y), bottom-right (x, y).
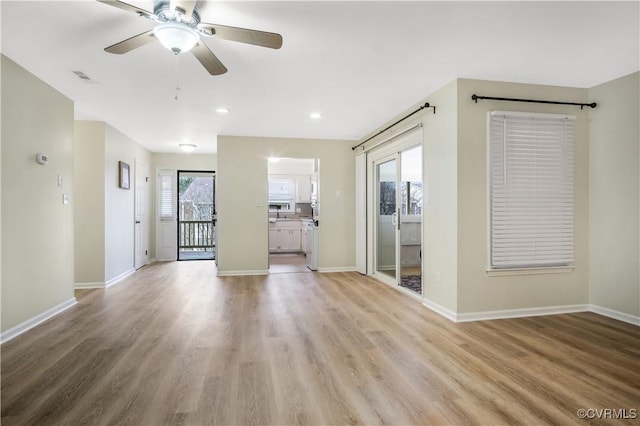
top-left (488, 111), bottom-right (575, 269)
top-left (268, 178), bottom-right (295, 200)
top-left (158, 171), bottom-right (175, 220)
top-left (401, 181), bottom-right (423, 215)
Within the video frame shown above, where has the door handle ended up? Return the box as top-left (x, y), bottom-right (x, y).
top-left (397, 208), bottom-right (400, 230)
top-left (391, 211), bottom-right (397, 226)
top-left (135, 220), bottom-right (141, 224)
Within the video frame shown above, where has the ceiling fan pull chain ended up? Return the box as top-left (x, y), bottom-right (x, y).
top-left (174, 54), bottom-right (181, 100)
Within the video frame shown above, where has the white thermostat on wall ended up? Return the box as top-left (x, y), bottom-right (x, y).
top-left (36, 153), bottom-right (48, 165)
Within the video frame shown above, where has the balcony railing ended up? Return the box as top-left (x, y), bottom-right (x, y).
top-left (179, 220), bottom-right (215, 249)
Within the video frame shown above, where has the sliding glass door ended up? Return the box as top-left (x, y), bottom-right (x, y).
top-left (376, 157), bottom-right (398, 279)
top-left (373, 145), bottom-right (423, 294)
top-left (399, 146), bottom-right (423, 293)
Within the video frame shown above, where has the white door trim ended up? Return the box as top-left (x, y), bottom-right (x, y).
top-left (134, 159), bottom-right (150, 269)
top-left (156, 168), bottom-right (177, 261)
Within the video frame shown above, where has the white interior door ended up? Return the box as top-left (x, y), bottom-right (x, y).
top-left (156, 169), bottom-right (177, 261)
top-left (134, 160), bottom-right (149, 269)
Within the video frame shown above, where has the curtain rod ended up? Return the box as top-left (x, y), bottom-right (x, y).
top-left (471, 94), bottom-right (597, 110)
top-left (351, 102), bottom-right (435, 151)
top-left (360, 123), bottom-right (422, 154)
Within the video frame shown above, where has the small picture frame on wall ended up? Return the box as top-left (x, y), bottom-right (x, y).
top-left (119, 161), bottom-right (130, 190)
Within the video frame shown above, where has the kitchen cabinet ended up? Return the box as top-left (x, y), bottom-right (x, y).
top-left (268, 227), bottom-right (279, 251)
top-left (269, 220), bottom-right (302, 252)
top-left (295, 175), bottom-right (312, 203)
top-left (282, 228), bottom-right (301, 251)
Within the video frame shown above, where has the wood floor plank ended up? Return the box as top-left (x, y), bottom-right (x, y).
top-left (1, 261), bottom-right (639, 425)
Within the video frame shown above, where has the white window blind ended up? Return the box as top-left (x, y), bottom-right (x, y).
top-left (158, 171), bottom-right (175, 220)
top-left (488, 111), bottom-right (575, 269)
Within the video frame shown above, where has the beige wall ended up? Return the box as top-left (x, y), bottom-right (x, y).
top-left (105, 124), bottom-right (151, 281)
top-left (422, 80), bottom-right (459, 312)
top-left (1, 55), bottom-right (75, 332)
top-left (588, 71), bottom-right (640, 318)
top-left (74, 121), bottom-right (106, 284)
top-left (150, 153), bottom-right (217, 260)
top-left (360, 80), bottom-right (460, 313)
top-left (152, 153), bottom-right (217, 172)
top-left (359, 77), bottom-right (593, 316)
top-left (73, 121), bottom-right (151, 284)
top-left (456, 78), bottom-right (590, 313)
top-left (217, 136), bottom-right (355, 274)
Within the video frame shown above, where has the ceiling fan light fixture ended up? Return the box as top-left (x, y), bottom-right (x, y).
top-left (179, 143), bottom-right (197, 152)
top-left (154, 22), bottom-right (199, 54)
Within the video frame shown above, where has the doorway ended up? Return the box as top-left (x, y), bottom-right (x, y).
top-left (267, 157), bottom-right (319, 273)
top-left (177, 171), bottom-right (216, 261)
top-left (372, 144), bottom-right (423, 294)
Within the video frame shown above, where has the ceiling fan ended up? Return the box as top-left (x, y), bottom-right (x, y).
top-left (97, 0), bottom-right (283, 75)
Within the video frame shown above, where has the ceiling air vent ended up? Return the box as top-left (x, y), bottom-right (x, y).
top-left (72, 70), bottom-right (93, 82)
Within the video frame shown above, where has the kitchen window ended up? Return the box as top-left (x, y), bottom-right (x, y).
top-left (268, 178), bottom-right (295, 200)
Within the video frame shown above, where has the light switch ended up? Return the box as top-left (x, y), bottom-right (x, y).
top-left (58, 175), bottom-right (63, 187)
top-left (62, 194), bottom-right (70, 205)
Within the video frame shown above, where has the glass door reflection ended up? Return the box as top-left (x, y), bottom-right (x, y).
top-left (376, 158), bottom-right (398, 280)
top-left (399, 146), bottom-right (422, 294)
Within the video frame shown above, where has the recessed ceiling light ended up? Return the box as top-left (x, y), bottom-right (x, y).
top-left (310, 112), bottom-right (322, 119)
top-left (216, 107), bottom-right (229, 113)
top-left (179, 143), bottom-right (197, 153)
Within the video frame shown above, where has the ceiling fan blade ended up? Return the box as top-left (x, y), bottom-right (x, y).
top-left (191, 42), bottom-right (228, 75)
top-left (170, 0), bottom-right (197, 19)
top-left (96, 0), bottom-right (154, 19)
top-left (105, 30), bottom-right (156, 54)
top-left (198, 22), bottom-right (283, 49)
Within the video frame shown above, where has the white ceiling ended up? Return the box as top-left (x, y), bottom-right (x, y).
top-left (1, 1), bottom-right (638, 154)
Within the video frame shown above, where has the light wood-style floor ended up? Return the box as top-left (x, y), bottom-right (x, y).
top-left (2, 261), bottom-right (639, 425)
top-left (269, 253), bottom-right (310, 274)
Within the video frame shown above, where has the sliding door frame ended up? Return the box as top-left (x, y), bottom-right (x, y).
top-left (366, 128), bottom-right (424, 297)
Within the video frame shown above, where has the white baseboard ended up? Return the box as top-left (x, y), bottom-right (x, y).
top-left (590, 304), bottom-right (640, 326)
top-left (422, 298), bottom-right (458, 322)
top-left (75, 268), bottom-right (136, 290)
top-left (105, 268), bottom-right (135, 288)
top-left (318, 266), bottom-right (357, 273)
top-left (455, 304), bottom-right (590, 323)
top-left (1, 297), bottom-right (77, 344)
top-left (217, 270), bottom-right (269, 277)
top-left (423, 301), bottom-right (639, 326)
top-left (75, 282), bottom-right (106, 289)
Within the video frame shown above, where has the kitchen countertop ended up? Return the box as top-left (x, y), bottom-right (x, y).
top-left (269, 217), bottom-right (312, 222)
